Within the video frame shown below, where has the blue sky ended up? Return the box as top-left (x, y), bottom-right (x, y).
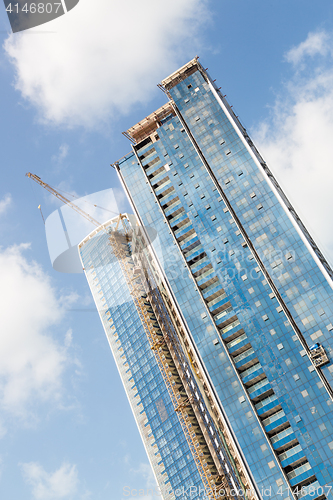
top-left (1, 1), bottom-right (333, 498)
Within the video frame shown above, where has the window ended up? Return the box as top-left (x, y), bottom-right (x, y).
top-left (250, 192), bottom-right (256, 198)
top-left (225, 149), bottom-right (231, 156)
top-left (293, 374), bottom-right (300, 381)
top-left (211, 215), bottom-right (216, 221)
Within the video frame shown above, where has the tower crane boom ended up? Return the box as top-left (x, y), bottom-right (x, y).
top-left (26, 172), bottom-right (102, 228)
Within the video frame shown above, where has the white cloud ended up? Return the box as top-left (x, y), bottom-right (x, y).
top-left (4, 0), bottom-right (208, 128)
top-left (0, 193), bottom-right (12, 215)
top-left (52, 144), bottom-right (69, 163)
top-left (285, 31), bottom-right (332, 66)
top-left (253, 30), bottom-right (333, 265)
top-left (0, 244), bottom-right (71, 421)
top-left (124, 462), bottom-right (158, 500)
top-left (21, 462), bottom-right (78, 499)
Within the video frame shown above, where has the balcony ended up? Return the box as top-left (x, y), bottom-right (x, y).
top-left (234, 348), bottom-right (257, 369)
top-left (271, 427), bottom-right (296, 451)
top-left (247, 378), bottom-right (271, 399)
top-left (195, 267), bottom-right (215, 284)
top-left (295, 481), bottom-right (324, 500)
top-left (262, 409), bottom-right (285, 427)
top-left (226, 333), bottom-right (248, 351)
top-left (228, 338), bottom-right (251, 356)
top-left (215, 307), bottom-right (235, 327)
top-left (287, 462), bottom-right (314, 487)
top-left (279, 446), bottom-right (305, 469)
top-left (241, 364), bottom-right (264, 385)
top-left (220, 318), bottom-right (241, 336)
top-left (262, 410), bottom-right (287, 432)
top-left (174, 221), bottom-right (193, 238)
top-left (255, 394), bottom-right (279, 416)
top-left (190, 256), bottom-right (209, 273)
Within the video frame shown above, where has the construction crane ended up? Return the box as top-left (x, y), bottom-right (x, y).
top-left (26, 172), bottom-right (252, 500)
top-left (26, 172), bottom-right (102, 227)
top-left (38, 205), bottom-right (45, 224)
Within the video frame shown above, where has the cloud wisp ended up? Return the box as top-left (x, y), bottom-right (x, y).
top-left (52, 144), bottom-right (69, 163)
top-left (4, 0), bottom-right (208, 129)
top-left (21, 461), bottom-right (79, 499)
top-left (253, 30), bottom-right (333, 265)
top-left (285, 31), bottom-right (333, 66)
top-left (0, 194), bottom-right (12, 215)
top-left (0, 244), bottom-right (74, 427)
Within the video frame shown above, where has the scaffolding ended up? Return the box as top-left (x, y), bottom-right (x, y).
top-left (107, 216), bottom-right (248, 500)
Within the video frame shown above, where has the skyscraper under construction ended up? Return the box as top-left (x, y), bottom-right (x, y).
top-left (79, 58), bottom-right (333, 500)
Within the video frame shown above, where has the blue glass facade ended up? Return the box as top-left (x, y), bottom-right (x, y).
top-left (115, 59), bottom-right (333, 500)
top-left (79, 222), bottom-right (205, 499)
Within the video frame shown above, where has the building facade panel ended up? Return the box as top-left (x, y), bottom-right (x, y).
top-left (115, 60), bottom-right (333, 498)
top-left (79, 223), bottom-right (205, 499)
